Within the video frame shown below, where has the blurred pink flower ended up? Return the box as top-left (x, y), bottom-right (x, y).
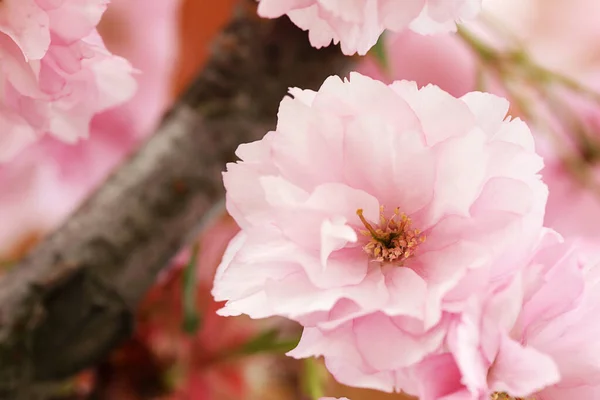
top-left (469, 0), bottom-right (600, 252)
top-left (0, 0), bottom-right (107, 60)
top-left (320, 398), bottom-right (349, 400)
top-left (213, 72), bottom-right (548, 391)
top-left (0, 0), bottom-right (137, 161)
top-left (357, 30), bottom-right (476, 97)
top-left (257, 0), bottom-right (482, 55)
top-left (530, 82), bottom-right (600, 264)
top-left (480, 0), bottom-right (600, 79)
top-left (0, 0), bottom-right (179, 255)
top-left (542, 163), bottom-right (600, 246)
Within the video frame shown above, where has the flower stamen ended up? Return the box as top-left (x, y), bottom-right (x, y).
top-left (491, 393), bottom-right (534, 400)
top-left (356, 206), bottom-right (425, 264)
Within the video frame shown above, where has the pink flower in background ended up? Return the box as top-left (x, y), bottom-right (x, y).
top-left (256, 0), bottom-right (482, 55)
top-left (533, 83), bottom-right (600, 265)
top-left (213, 72), bottom-right (548, 391)
top-left (0, 0), bottom-right (179, 255)
top-left (0, 0), bottom-right (108, 60)
top-left (357, 30), bottom-right (476, 97)
top-left (480, 0), bottom-right (600, 78)
top-left (0, 0), bottom-right (137, 161)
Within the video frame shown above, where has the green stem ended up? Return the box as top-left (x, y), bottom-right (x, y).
top-left (303, 358), bottom-right (325, 400)
top-left (457, 23), bottom-right (600, 204)
top-left (457, 24), bottom-right (600, 104)
top-left (182, 243), bottom-right (201, 334)
top-left (456, 25), bottom-right (499, 63)
top-left (525, 62), bottom-right (600, 103)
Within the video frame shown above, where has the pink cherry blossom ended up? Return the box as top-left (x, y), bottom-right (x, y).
top-left (287, 232), bottom-right (600, 399)
top-left (0, 0), bottom-right (136, 161)
top-left (0, 0), bottom-right (178, 255)
top-left (356, 0), bottom-right (600, 257)
top-left (256, 0), bottom-right (482, 55)
top-left (0, 0), bottom-right (107, 61)
top-left (401, 234), bottom-right (600, 400)
top-left (320, 398), bottom-right (349, 400)
top-left (212, 72), bottom-right (548, 391)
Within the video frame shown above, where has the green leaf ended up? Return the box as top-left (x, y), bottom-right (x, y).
top-left (181, 243), bottom-right (201, 334)
top-left (370, 33), bottom-right (390, 77)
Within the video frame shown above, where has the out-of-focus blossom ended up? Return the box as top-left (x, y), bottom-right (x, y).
top-left (0, 0), bottom-right (138, 161)
top-left (256, 0), bottom-right (482, 55)
top-left (542, 150), bottom-right (600, 251)
top-left (213, 72), bottom-right (548, 391)
top-left (470, 0), bottom-right (600, 252)
top-left (400, 235), bottom-right (600, 400)
top-left (540, 143), bottom-right (600, 264)
top-left (97, 0), bottom-right (178, 138)
top-left (480, 0), bottom-right (600, 79)
top-left (0, 0), bottom-right (179, 256)
top-left (0, 0), bottom-right (106, 60)
top-left (357, 31), bottom-right (476, 97)
top-left (321, 398), bottom-right (349, 400)
top-left (531, 83), bottom-right (600, 262)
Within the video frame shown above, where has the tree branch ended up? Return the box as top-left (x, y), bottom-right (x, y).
top-left (0, 3), bottom-right (351, 398)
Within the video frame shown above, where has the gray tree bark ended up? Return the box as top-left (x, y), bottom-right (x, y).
top-left (0, 3), bottom-right (351, 398)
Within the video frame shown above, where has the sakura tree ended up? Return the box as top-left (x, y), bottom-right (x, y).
top-left (0, 1), bottom-right (599, 399)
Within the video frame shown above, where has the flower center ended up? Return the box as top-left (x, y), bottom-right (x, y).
top-left (491, 393), bottom-right (534, 400)
top-left (356, 206), bottom-right (425, 264)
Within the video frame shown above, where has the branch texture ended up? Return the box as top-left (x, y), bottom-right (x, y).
top-left (0, 3), bottom-right (351, 398)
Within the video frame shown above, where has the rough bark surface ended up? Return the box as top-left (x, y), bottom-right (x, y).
top-left (0, 3), bottom-right (351, 398)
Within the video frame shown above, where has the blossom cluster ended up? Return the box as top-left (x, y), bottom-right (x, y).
top-left (257, 0), bottom-right (482, 55)
top-left (213, 71), bottom-right (600, 399)
top-left (0, 0), bottom-right (136, 161)
top-left (2, 1), bottom-right (600, 400)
